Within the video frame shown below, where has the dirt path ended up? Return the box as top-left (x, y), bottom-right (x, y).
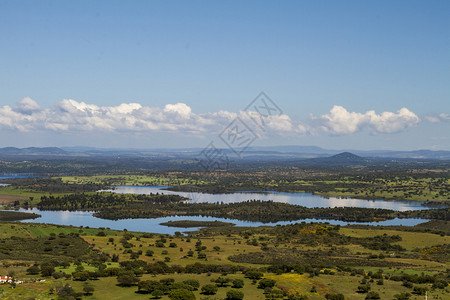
top-left (0, 194), bottom-right (27, 204)
top-left (16, 224), bottom-right (34, 238)
top-left (80, 236), bottom-right (106, 253)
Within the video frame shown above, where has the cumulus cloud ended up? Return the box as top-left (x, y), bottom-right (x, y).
top-left (0, 98), bottom-right (423, 138)
top-left (14, 97), bottom-right (41, 114)
top-left (424, 113), bottom-right (449, 123)
top-left (316, 105), bottom-right (420, 135)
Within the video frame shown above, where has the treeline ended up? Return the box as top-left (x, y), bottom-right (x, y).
top-left (0, 233), bottom-right (106, 262)
top-left (37, 193), bottom-right (187, 211)
top-left (93, 199), bottom-right (449, 222)
top-left (0, 210), bottom-right (40, 221)
top-left (5, 177), bottom-right (108, 193)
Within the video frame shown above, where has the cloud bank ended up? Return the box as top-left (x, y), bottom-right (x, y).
top-left (316, 105), bottom-right (421, 135)
top-left (0, 98), bottom-right (422, 137)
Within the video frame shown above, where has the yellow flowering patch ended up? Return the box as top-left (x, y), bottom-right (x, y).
top-left (297, 224), bottom-right (328, 235)
top-left (264, 273), bottom-right (313, 294)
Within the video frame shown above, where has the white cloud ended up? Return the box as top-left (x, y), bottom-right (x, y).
top-left (424, 113), bottom-right (449, 123)
top-left (0, 98), bottom-right (424, 138)
top-left (14, 97), bottom-right (41, 114)
top-left (163, 103), bottom-right (192, 119)
top-left (316, 105), bottom-right (420, 135)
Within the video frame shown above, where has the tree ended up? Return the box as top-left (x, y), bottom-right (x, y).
top-left (365, 291), bottom-right (380, 299)
top-left (226, 289), bottom-right (244, 300)
top-left (56, 284), bottom-right (81, 300)
top-left (41, 265), bottom-right (55, 277)
top-left (325, 294), bottom-right (344, 300)
top-left (214, 276), bottom-right (231, 287)
top-left (83, 286), bottom-right (95, 296)
top-left (412, 286), bottom-right (428, 295)
top-left (183, 279), bottom-right (200, 290)
top-left (152, 289), bottom-right (164, 299)
top-left (393, 292), bottom-right (411, 300)
top-left (26, 265), bottom-right (40, 275)
top-left (232, 279), bottom-right (244, 288)
top-left (201, 284), bottom-right (218, 295)
top-left (72, 272), bottom-right (89, 281)
top-left (258, 278), bottom-right (276, 289)
top-left (357, 284), bottom-right (371, 293)
top-left (137, 280), bottom-right (161, 293)
top-left (168, 288), bottom-right (196, 300)
top-left (245, 270), bottom-right (263, 280)
top-left (117, 274), bottom-right (140, 287)
top-left (267, 287), bottom-right (284, 299)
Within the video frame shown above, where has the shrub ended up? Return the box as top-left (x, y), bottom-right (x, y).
top-left (226, 289), bottom-right (244, 300)
top-left (365, 291), bottom-right (381, 299)
top-left (325, 294), bottom-right (344, 300)
top-left (183, 279), bottom-right (200, 290)
top-left (168, 288), bottom-right (195, 300)
top-left (232, 279), bottom-right (244, 288)
top-left (201, 284), bottom-right (218, 295)
top-left (258, 278), bottom-right (276, 289)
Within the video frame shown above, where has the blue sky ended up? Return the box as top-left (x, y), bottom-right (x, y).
top-left (0, 0), bottom-right (448, 150)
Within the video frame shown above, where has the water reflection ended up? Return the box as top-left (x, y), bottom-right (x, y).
top-left (13, 185), bottom-right (432, 234)
top-left (19, 208), bottom-right (428, 235)
top-left (104, 186), bottom-right (430, 211)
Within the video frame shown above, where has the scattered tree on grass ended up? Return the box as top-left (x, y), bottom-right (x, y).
top-left (168, 288), bottom-right (196, 300)
top-left (232, 279), bottom-right (244, 288)
top-left (83, 286), bottom-right (95, 296)
top-left (226, 289), bottom-right (244, 300)
top-left (201, 284), bottom-right (218, 295)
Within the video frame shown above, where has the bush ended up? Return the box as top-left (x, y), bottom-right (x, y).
top-left (201, 284), bottom-right (218, 295)
top-left (245, 270), bottom-right (263, 280)
top-left (258, 278), bottom-right (276, 289)
top-left (83, 286), bottom-right (95, 296)
top-left (232, 279), bottom-right (244, 288)
top-left (365, 291), bottom-right (380, 299)
top-left (117, 274), bottom-right (140, 286)
top-left (168, 288), bottom-right (196, 300)
top-left (357, 285), bottom-right (371, 293)
top-left (412, 286), bottom-right (428, 295)
top-left (393, 292), bottom-right (411, 300)
top-left (432, 280), bottom-right (448, 289)
top-left (226, 289), bottom-right (244, 300)
top-left (325, 294), bottom-right (344, 300)
top-left (26, 265), bottom-right (40, 275)
top-left (183, 279), bottom-right (200, 290)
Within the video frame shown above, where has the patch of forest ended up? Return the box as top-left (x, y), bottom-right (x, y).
top-left (91, 200), bottom-right (449, 222)
top-left (160, 220), bottom-right (235, 228)
top-left (0, 233), bottom-right (104, 261)
top-left (0, 210), bottom-right (41, 221)
top-left (4, 177), bottom-right (108, 193)
top-left (36, 192), bottom-right (188, 211)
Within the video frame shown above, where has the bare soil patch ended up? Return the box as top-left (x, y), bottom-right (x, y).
top-left (0, 194), bottom-right (27, 203)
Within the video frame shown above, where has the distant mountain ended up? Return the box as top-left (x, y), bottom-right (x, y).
top-left (307, 152), bottom-right (370, 165)
top-left (0, 145), bottom-right (449, 160)
top-left (0, 147), bottom-right (67, 156)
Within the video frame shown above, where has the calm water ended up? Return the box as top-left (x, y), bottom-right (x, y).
top-left (0, 173), bottom-right (46, 186)
top-left (16, 185), bottom-right (432, 234)
top-left (19, 208), bottom-right (427, 235)
top-left (104, 185), bottom-right (431, 211)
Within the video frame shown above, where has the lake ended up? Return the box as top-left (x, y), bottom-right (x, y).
top-left (103, 185), bottom-right (431, 211)
top-left (18, 185), bottom-right (432, 234)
